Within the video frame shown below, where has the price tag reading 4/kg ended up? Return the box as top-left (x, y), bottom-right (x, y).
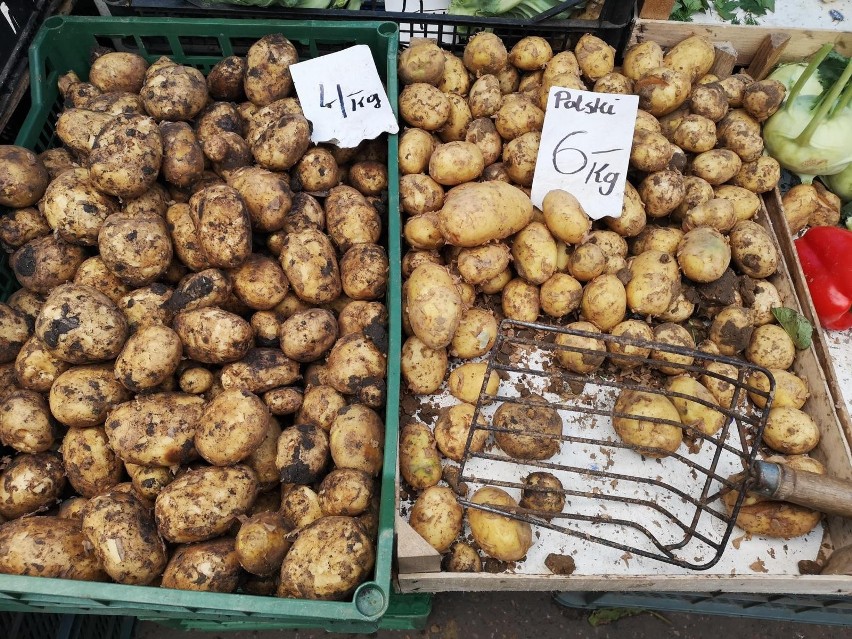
top-left (530, 87), bottom-right (639, 220)
top-left (290, 45), bottom-right (399, 149)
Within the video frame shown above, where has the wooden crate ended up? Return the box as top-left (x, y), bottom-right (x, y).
top-left (396, 201), bottom-right (852, 595)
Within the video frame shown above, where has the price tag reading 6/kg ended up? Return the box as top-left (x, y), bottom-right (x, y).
top-left (290, 45), bottom-right (399, 149)
top-left (530, 87), bottom-right (639, 220)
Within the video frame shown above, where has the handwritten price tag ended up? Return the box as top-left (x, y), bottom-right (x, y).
top-left (530, 87), bottom-right (639, 220)
top-left (290, 45), bottom-right (399, 149)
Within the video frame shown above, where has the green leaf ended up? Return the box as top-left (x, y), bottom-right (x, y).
top-left (744, 12), bottom-right (759, 25)
top-left (771, 307), bottom-right (814, 350)
top-left (816, 50), bottom-right (852, 94)
top-left (712, 0), bottom-right (739, 21)
top-left (740, 0), bottom-right (772, 16)
top-left (588, 608), bottom-right (644, 627)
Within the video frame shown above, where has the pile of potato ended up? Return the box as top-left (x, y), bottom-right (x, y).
top-left (397, 32), bottom-right (826, 569)
top-left (0, 34), bottom-right (392, 601)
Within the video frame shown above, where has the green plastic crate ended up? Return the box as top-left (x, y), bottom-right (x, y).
top-left (5, 15), bottom-right (404, 632)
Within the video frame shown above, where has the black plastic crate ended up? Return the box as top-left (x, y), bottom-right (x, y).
top-left (100, 0), bottom-right (637, 54)
top-left (0, 611), bottom-right (135, 639)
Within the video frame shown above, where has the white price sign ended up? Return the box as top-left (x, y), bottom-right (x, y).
top-left (530, 87), bottom-right (639, 220)
top-left (290, 45), bottom-right (399, 149)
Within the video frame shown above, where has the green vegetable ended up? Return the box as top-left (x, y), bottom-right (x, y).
top-left (822, 165), bottom-right (852, 203)
top-left (448, 0), bottom-right (575, 19)
top-left (771, 307), bottom-right (814, 350)
top-left (763, 43), bottom-right (852, 184)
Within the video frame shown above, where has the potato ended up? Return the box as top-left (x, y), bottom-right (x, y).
top-left (747, 324), bottom-right (795, 370)
top-left (542, 189), bottom-right (591, 244)
top-left (612, 389), bottom-right (682, 458)
top-left (0, 305), bottom-right (29, 369)
top-left (581, 274), bottom-right (626, 331)
top-left (173, 307), bottom-right (252, 364)
top-left (444, 542), bottom-right (482, 572)
top-left (438, 181), bottom-right (533, 247)
top-left (87, 114), bottom-right (162, 198)
top-left (763, 407), bottom-right (820, 455)
top-left (54, 108), bottom-right (113, 155)
top-left (493, 396), bottom-right (562, 460)
top-left (622, 41), bottom-right (664, 81)
top-left (188, 185), bottom-right (252, 269)
top-left (650, 322), bottom-right (695, 376)
top-left (48, 365), bottom-right (128, 428)
top-left (60, 426), bottom-right (122, 498)
top-left (455, 244), bottom-right (509, 287)
top-left (626, 250), bottom-right (680, 316)
top-left (278, 486), bottom-right (322, 531)
top-left (712, 186), bottom-right (760, 225)
top-left (636, 170), bottom-right (684, 219)
top-left (451, 308), bottom-right (498, 359)
top-left (607, 319), bottom-right (654, 369)
top-left (689, 82), bottom-right (729, 121)
top-left (205, 55), bottom-right (246, 101)
top-left (0, 389), bottom-right (53, 453)
top-left (748, 368), bottom-right (809, 410)
top-left (555, 321), bottom-right (606, 374)
top-left (398, 128), bottom-right (436, 175)
top-left (272, 309), bottom-right (337, 364)
top-left (509, 221), bottom-right (555, 285)
top-left (731, 156), bottom-right (781, 193)
top-left (689, 149), bottom-right (742, 186)
top-left (673, 175), bottom-right (714, 221)
top-left (278, 516), bottom-right (374, 600)
top-left (446, 360), bottom-right (498, 405)
top-left (404, 262), bottom-right (462, 351)
top-left (676, 227), bottom-right (730, 284)
top-left (279, 228), bottom-right (342, 305)
top-left (502, 131), bottom-right (540, 187)
top-left (399, 39), bottom-right (446, 85)
top-left (568, 243), bottom-right (605, 283)
top-left (38, 147), bottom-right (78, 180)
top-left (409, 486), bottom-right (463, 553)
top-left (631, 226), bottom-right (682, 257)
top-left (538, 272), bottom-right (581, 319)
top-left (399, 83), bottom-right (450, 130)
top-left (509, 36), bottom-right (553, 70)
top-left (468, 487), bottom-right (533, 561)
top-left (401, 336), bottom-right (447, 394)
top-left (480, 267), bottom-right (512, 295)
top-left (0, 452), bottom-right (65, 519)
top-left (665, 375), bottom-right (726, 437)
top-left (318, 468), bottom-right (374, 517)
top-left (709, 306), bottom-right (753, 356)
top-left (427, 142), bottom-right (484, 187)
top-left (605, 181), bottom-right (646, 238)
top-left (594, 72), bottom-right (633, 94)
top-left (219, 349), bottom-right (299, 396)
top-left (126, 463), bottom-right (174, 502)
top-left (326, 332), bottom-right (386, 408)
top-left (81, 490), bottom-right (167, 585)
top-left (463, 31), bottom-right (508, 76)
top-left (718, 108), bottom-right (761, 138)
top-left (106, 393), bottom-right (203, 467)
top-left (112, 324), bottom-right (182, 393)
top-left (329, 404), bottom-right (384, 477)
top-left (399, 422), bottom-right (442, 490)
top-left (635, 67), bottom-right (691, 116)
top-left (275, 421), bottom-right (332, 484)
top-left (11, 234), bottom-right (86, 294)
top-left (72, 256), bottom-right (130, 305)
top-left (155, 465), bottom-right (257, 543)
top-left (223, 168), bottom-right (291, 234)
top-left (517, 472), bottom-right (565, 519)
top-left (244, 34), bottom-right (298, 105)
top-left (294, 385), bottom-right (346, 434)
top-left (292, 147), bottom-right (338, 193)
top-left (663, 35), bottom-right (714, 82)
top-left (348, 161), bottom-right (388, 197)
top-left (251, 114), bottom-right (312, 172)
top-left (682, 198), bottom-right (737, 233)
top-left (729, 220), bottom-right (778, 279)
top-left (141, 62), bottom-right (207, 121)
top-left (40, 167), bottom-right (116, 246)
top-left (404, 212), bottom-right (444, 250)
top-left (701, 356), bottom-right (739, 408)
top-left (436, 94), bottom-right (472, 143)
top-left (194, 389), bottom-right (270, 466)
top-left (117, 284), bottom-right (174, 334)
top-left (630, 130), bottom-right (674, 172)
top-left (0, 206), bottom-right (50, 250)
top-left (750, 280), bottom-right (782, 326)
top-left (34, 283), bottom-right (128, 365)
top-left (671, 114), bottom-right (716, 153)
top-left (337, 300), bottom-right (387, 339)
top-left (660, 292), bottom-right (695, 323)
top-left (742, 79), bottom-right (785, 121)
top-left (575, 34), bottom-right (614, 81)
top-left (0, 516), bottom-right (106, 580)
top-left (97, 212), bottom-right (172, 289)
top-left (720, 126), bottom-right (764, 163)
top-left (58, 497), bottom-right (89, 521)
top-left (89, 51), bottom-right (148, 93)
top-left (494, 95), bottom-right (544, 143)
top-left (434, 402), bottom-right (487, 462)
top-left (162, 538), bottom-right (241, 593)
top-left (228, 511), bottom-right (289, 578)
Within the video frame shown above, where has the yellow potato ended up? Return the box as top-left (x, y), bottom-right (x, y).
top-left (447, 362), bottom-right (499, 404)
top-left (401, 336), bottom-right (447, 395)
top-left (438, 181), bottom-right (533, 247)
top-left (622, 41), bottom-right (664, 81)
top-left (501, 278), bottom-right (540, 322)
top-left (612, 389), bottom-right (682, 458)
top-left (409, 486), bottom-right (463, 553)
top-left (451, 308), bottom-right (498, 359)
top-left (748, 369), bottom-right (809, 409)
top-left (663, 35), bottom-right (715, 82)
top-left (405, 262), bottom-right (462, 350)
top-left (434, 402), bottom-right (487, 462)
top-left (399, 422), bottom-right (442, 490)
top-left (665, 375), bottom-right (726, 437)
top-left (763, 407), bottom-right (820, 454)
top-left (607, 319), bottom-right (653, 369)
top-left (512, 222), bottom-right (557, 285)
top-left (468, 487), bottom-right (533, 561)
top-left (542, 189), bottom-right (591, 244)
top-left (540, 273), bottom-right (583, 318)
top-left (554, 321), bottom-right (605, 374)
top-left (581, 274), bottom-right (626, 331)
top-left (429, 141), bottom-right (484, 186)
top-left (651, 323), bottom-right (695, 375)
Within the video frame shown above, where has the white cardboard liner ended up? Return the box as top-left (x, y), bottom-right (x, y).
top-left (401, 349), bottom-right (823, 577)
top-left (824, 328), bottom-right (852, 419)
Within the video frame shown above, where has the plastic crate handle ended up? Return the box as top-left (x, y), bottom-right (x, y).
top-left (531, 0), bottom-right (588, 22)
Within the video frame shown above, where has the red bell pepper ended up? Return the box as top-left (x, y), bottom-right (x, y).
top-left (795, 226), bottom-right (852, 330)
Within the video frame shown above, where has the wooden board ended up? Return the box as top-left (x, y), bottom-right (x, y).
top-left (763, 190), bottom-right (852, 454)
top-left (629, 19), bottom-right (852, 63)
top-left (396, 203), bottom-right (852, 593)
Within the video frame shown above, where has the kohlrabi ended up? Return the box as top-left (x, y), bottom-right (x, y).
top-left (763, 43), bottom-right (852, 184)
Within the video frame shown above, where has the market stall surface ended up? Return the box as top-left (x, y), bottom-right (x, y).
top-left (135, 592), bottom-right (852, 638)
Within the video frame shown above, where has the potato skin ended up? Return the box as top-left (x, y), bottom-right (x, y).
top-left (89, 114), bottom-right (163, 199)
top-left (0, 304), bottom-right (30, 365)
top-left (189, 185), bottom-right (252, 269)
top-left (236, 511), bottom-right (291, 577)
top-left (221, 347), bottom-right (300, 393)
top-left (0, 146), bottom-right (50, 208)
top-left (42, 168), bottom-right (118, 246)
top-left (399, 84), bottom-right (450, 131)
top-left (99, 212), bottom-right (173, 287)
top-left (279, 308), bottom-right (338, 363)
top-left (410, 486), bottom-right (463, 552)
top-left (49, 365), bottom-right (130, 428)
top-left (280, 228), bottom-right (342, 304)
top-left (438, 181), bottom-right (533, 247)
top-left (278, 516), bottom-right (375, 601)
top-left (155, 465), bottom-right (258, 543)
top-left (399, 422), bottom-right (442, 490)
top-left (763, 407), bottom-right (820, 455)
top-left (340, 244), bottom-right (389, 302)
top-left (208, 56), bottom-right (246, 101)
top-left (141, 63), bottom-right (208, 121)
top-left (612, 389), bottom-right (682, 458)
top-left (115, 324), bottom-right (182, 392)
top-left (405, 262), bottom-right (462, 350)
top-left (0, 389), bottom-right (54, 453)
top-left (195, 388), bottom-right (270, 466)
top-left (81, 490), bottom-right (167, 585)
top-left (61, 427), bottom-right (123, 498)
top-left (90, 52), bottom-right (148, 93)
top-left (244, 34), bottom-right (298, 106)
top-left (11, 235), bottom-right (86, 294)
top-left (0, 206), bottom-right (51, 250)
top-left (0, 452), bottom-right (65, 519)
top-left (0, 516), bottom-right (106, 580)
top-left (105, 392), bottom-right (204, 466)
top-left (493, 397), bottom-right (562, 460)
top-left (160, 121), bottom-right (204, 188)
top-left (329, 404), bottom-right (384, 476)
top-left (173, 307), bottom-right (253, 364)
top-left (401, 336), bottom-right (447, 394)
top-left (468, 487), bottom-right (533, 562)
top-left (162, 538), bottom-right (241, 592)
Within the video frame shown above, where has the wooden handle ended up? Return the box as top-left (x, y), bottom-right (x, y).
top-left (752, 461), bottom-right (852, 518)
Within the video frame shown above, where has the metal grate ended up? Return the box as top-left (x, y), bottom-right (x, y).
top-left (457, 320), bottom-right (775, 570)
